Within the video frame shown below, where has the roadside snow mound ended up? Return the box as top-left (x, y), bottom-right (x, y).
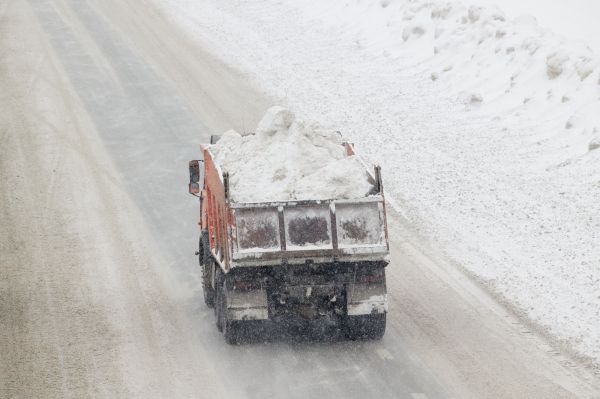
top-left (293, 0), bottom-right (600, 160)
top-left (210, 107), bottom-right (374, 203)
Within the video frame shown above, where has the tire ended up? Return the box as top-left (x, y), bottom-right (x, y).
top-left (215, 271), bottom-right (242, 344)
top-left (202, 261), bottom-right (215, 308)
top-left (215, 269), bottom-right (224, 332)
top-left (345, 313), bottom-right (386, 340)
top-left (200, 235), bottom-right (215, 308)
top-left (223, 317), bottom-right (241, 345)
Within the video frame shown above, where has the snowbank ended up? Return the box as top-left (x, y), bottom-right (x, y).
top-left (471, 0), bottom-right (600, 53)
top-left (390, 1), bottom-right (600, 148)
top-left (210, 107), bottom-right (373, 203)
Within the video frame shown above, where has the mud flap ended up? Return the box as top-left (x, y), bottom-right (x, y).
top-left (346, 283), bottom-right (387, 316)
top-left (227, 288), bottom-right (269, 321)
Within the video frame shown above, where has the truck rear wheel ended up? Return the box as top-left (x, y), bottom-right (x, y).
top-left (223, 317), bottom-right (241, 345)
top-left (215, 272), bottom-right (242, 344)
top-left (200, 236), bottom-right (215, 308)
top-left (215, 270), bottom-right (224, 332)
top-left (345, 313), bottom-right (386, 340)
top-left (202, 262), bottom-right (215, 308)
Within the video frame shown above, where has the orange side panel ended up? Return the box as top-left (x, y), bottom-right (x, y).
top-left (201, 146), bottom-right (231, 270)
top-left (201, 189), bottom-right (207, 228)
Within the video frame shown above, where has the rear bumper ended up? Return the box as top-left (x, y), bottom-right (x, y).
top-left (224, 262), bottom-right (387, 320)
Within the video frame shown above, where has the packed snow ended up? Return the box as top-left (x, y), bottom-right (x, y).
top-left (157, 0), bottom-right (600, 365)
top-left (471, 0), bottom-right (600, 53)
top-left (210, 106), bottom-right (374, 203)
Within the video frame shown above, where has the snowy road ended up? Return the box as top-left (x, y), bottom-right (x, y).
top-left (1, 0), bottom-right (599, 398)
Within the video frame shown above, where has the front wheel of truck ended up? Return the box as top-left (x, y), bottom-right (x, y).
top-left (345, 313), bottom-right (386, 340)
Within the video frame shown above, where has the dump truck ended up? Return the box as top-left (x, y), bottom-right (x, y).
top-left (188, 136), bottom-right (390, 344)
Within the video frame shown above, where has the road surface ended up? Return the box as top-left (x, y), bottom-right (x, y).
top-left (1, 0), bottom-right (599, 398)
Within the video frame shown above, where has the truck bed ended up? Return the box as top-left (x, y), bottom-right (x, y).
top-left (190, 138), bottom-right (390, 342)
top-left (201, 143), bottom-right (390, 271)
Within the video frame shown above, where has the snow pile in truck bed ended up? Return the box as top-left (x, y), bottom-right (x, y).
top-left (210, 106), bottom-right (374, 203)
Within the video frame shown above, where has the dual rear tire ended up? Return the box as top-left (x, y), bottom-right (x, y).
top-left (215, 269), bottom-right (242, 344)
top-left (199, 234), bottom-right (215, 308)
top-left (202, 260), bottom-right (215, 308)
top-left (202, 247), bottom-right (259, 345)
top-left (345, 313), bottom-right (386, 340)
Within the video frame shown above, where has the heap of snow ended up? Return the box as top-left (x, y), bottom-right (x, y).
top-left (277, 0), bottom-right (599, 161)
top-left (400, 1), bottom-right (600, 156)
top-left (210, 107), bottom-right (374, 203)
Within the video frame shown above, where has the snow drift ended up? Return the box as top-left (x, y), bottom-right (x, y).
top-left (210, 106), bottom-right (374, 203)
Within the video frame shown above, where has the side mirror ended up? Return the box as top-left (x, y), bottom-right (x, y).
top-left (189, 160), bottom-right (203, 195)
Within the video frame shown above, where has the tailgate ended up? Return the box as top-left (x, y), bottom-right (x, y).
top-left (230, 197), bottom-right (388, 266)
